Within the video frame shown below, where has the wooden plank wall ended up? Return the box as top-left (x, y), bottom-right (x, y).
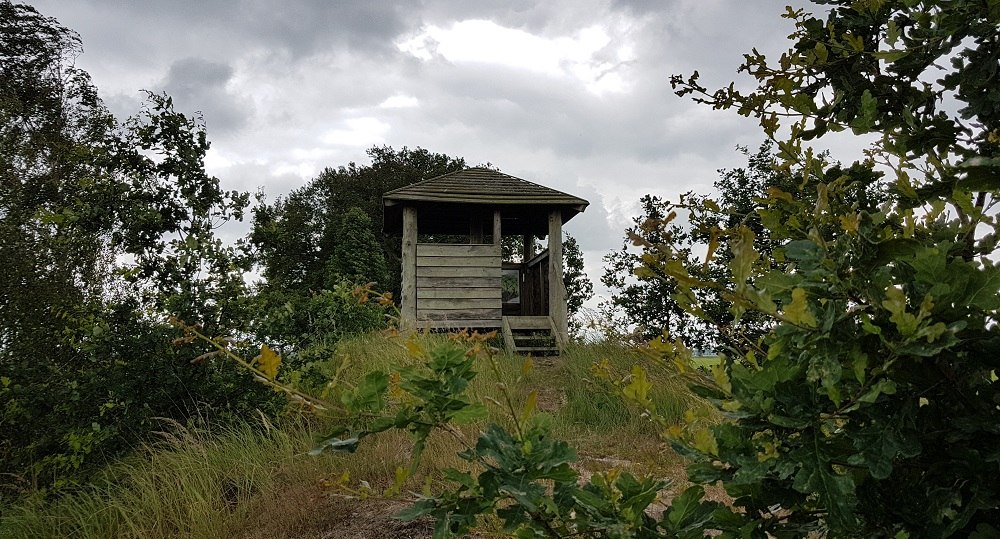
top-left (416, 243), bottom-right (502, 325)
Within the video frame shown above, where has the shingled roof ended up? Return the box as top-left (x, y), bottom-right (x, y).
top-left (383, 167), bottom-right (589, 210)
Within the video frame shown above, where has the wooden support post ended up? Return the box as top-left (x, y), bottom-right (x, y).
top-left (401, 206), bottom-right (417, 330)
top-left (469, 213), bottom-right (485, 243)
top-left (493, 209), bottom-right (502, 246)
top-left (522, 233), bottom-right (534, 262)
top-left (547, 210), bottom-right (567, 342)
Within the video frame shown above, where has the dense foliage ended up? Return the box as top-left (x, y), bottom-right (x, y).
top-left (601, 143), bottom-right (792, 349)
top-left (249, 145), bottom-right (467, 297)
top-left (648, 0), bottom-right (1000, 535)
top-left (0, 3), bottom-right (375, 498)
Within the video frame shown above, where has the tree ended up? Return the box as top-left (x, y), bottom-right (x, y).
top-left (561, 233), bottom-right (593, 333)
top-left (644, 1), bottom-right (1000, 535)
top-left (1, 2), bottom-right (270, 496)
top-left (250, 146), bottom-right (466, 296)
top-left (601, 142), bottom-right (799, 350)
top-left (0, 1), bottom-right (116, 363)
top-left (326, 206), bottom-right (390, 288)
top-left (601, 194), bottom-right (702, 344)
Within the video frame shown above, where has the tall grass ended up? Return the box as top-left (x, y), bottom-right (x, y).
top-left (1, 332), bottom-right (716, 538)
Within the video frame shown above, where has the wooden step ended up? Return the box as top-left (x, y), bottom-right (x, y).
top-left (504, 316), bottom-right (554, 330)
top-left (501, 316), bottom-right (561, 356)
top-left (515, 346), bottom-right (561, 356)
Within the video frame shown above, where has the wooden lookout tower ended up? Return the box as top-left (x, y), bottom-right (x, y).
top-left (383, 168), bottom-right (589, 355)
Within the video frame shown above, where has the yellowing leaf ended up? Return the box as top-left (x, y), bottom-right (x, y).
top-left (729, 226), bottom-right (760, 288)
top-left (623, 365), bottom-right (653, 408)
top-left (256, 344), bottom-right (281, 380)
top-left (590, 358), bottom-right (612, 381)
top-left (767, 186), bottom-right (795, 203)
top-left (520, 391), bottom-right (538, 424)
top-left (721, 400), bottom-right (742, 412)
top-left (521, 356), bottom-right (534, 376)
top-left (882, 286), bottom-right (920, 335)
top-left (633, 266), bottom-right (655, 280)
top-left (784, 288), bottom-right (818, 327)
top-left (404, 337), bottom-right (425, 358)
top-left (692, 428), bottom-right (719, 456)
top-left (704, 226), bottom-right (721, 270)
top-left (839, 213), bottom-right (860, 234)
top-left (711, 363), bottom-right (732, 395)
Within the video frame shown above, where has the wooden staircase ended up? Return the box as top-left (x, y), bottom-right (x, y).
top-left (501, 316), bottom-right (564, 356)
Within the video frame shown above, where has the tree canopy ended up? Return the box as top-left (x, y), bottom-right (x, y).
top-left (250, 146), bottom-right (467, 296)
top-left (653, 0), bottom-right (1000, 535)
top-left (1, 3), bottom-right (272, 495)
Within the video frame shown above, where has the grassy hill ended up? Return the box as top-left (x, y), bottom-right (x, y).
top-left (1, 332), bottom-right (719, 539)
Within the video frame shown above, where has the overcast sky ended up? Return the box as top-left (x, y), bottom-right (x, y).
top-left (30, 0), bottom-right (846, 308)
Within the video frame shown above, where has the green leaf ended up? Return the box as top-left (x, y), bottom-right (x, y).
top-left (887, 19), bottom-right (901, 46)
top-left (965, 265), bottom-right (1000, 311)
top-left (309, 436), bottom-right (360, 455)
top-left (783, 239), bottom-right (821, 262)
top-left (791, 438), bottom-right (858, 533)
top-left (853, 89), bottom-right (877, 133)
top-left (664, 486), bottom-right (717, 531)
top-left (873, 50), bottom-right (909, 62)
top-left (394, 499), bottom-right (438, 522)
top-left (341, 371), bottom-right (389, 413)
top-left (882, 286), bottom-right (919, 335)
top-left (449, 403), bottom-right (488, 424)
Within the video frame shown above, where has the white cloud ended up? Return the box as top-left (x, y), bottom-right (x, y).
top-left (396, 19), bottom-right (635, 95)
top-left (320, 117), bottom-right (391, 146)
top-left (379, 94), bottom-right (420, 108)
top-left (203, 148), bottom-right (234, 173)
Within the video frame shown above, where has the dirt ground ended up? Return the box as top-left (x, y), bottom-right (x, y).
top-left (237, 482), bottom-right (487, 539)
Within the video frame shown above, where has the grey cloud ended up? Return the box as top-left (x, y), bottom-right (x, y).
top-left (33, 0), bottom-right (413, 77)
top-left (394, 62), bottom-right (745, 166)
top-left (609, 0), bottom-right (677, 15)
top-left (27, 0), bottom-right (843, 281)
top-left (156, 57), bottom-right (252, 134)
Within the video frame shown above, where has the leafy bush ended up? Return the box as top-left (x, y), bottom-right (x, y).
top-left (250, 281), bottom-right (392, 393)
top-left (641, 0), bottom-right (1000, 535)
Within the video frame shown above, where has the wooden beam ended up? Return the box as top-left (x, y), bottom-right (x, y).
top-left (418, 298), bottom-right (500, 310)
top-left (493, 209), bottom-right (502, 246)
top-left (548, 210), bottom-right (567, 342)
top-left (417, 276), bottom-right (500, 288)
top-left (417, 288), bottom-right (501, 299)
top-left (401, 206), bottom-right (418, 330)
top-left (417, 256), bottom-right (498, 268)
top-left (418, 308), bottom-right (502, 320)
top-left (522, 233), bottom-right (534, 262)
top-left (416, 266), bottom-right (501, 278)
top-left (416, 319), bottom-right (502, 329)
top-left (417, 244), bottom-right (500, 257)
top-left (470, 213), bottom-right (484, 243)
top-left (504, 316), bottom-right (553, 330)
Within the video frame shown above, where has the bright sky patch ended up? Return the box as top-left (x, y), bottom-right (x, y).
top-left (396, 19), bottom-right (634, 95)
